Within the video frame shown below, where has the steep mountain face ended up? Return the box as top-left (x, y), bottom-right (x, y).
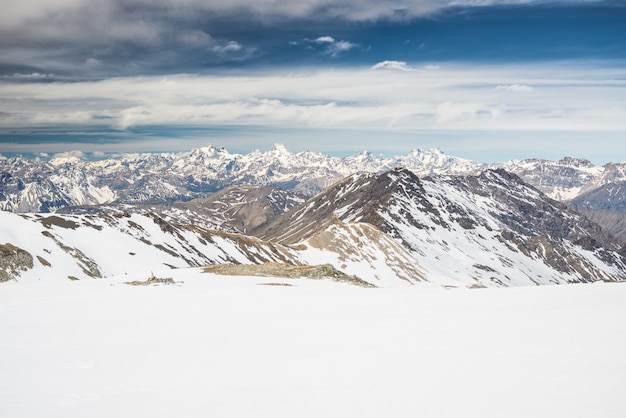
top-left (256, 168), bottom-right (626, 287)
top-left (570, 181), bottom-right (626, 239)
top-left (501, 157), bottom-right (604, 200)
top-left (501, 158), bottom-right (626, 201)
top-left (571, 181), bottom-right (626, 212)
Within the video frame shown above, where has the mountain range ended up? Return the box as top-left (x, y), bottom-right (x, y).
top-left (2, 146), bottom-right (626, 287)
top-left (2, 144), bottom-right (625, 206)
top-left (3, 144), bottom-right (626, 239)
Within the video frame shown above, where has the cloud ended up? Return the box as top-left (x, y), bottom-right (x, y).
top-left (1, 0), bottom-right (620, 80)
top-left (0, 72), bottom-right (54, 80)
top-left (0, 0), bottom-right (614, 56)
top-left (52, 150), bottom-right (86, 160)
top-left (293, 36), bottom-right (359, 57)
top-left (326, 40), bottom-right (357, 57)
top-left (1, 62), bottom-right (624, 137)
top-left (372, 60), bottom-right (412, 71)
top-left (212, 41), bottom-right (243, 54)
top-left (177, 30), bottom-right (214, 48)
top-left (496, 84), bottom-right (534, 92)
top-left (315, 36), bottom-right (336, 43)
top-left (176, 30), bottom-right (246, 56)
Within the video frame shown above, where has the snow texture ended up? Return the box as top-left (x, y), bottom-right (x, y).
top-left (1, 272), bottom-right (625, 418)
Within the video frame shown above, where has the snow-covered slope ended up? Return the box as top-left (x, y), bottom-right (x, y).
top-left (256, 168), bottom-right (626, 287)
top-left (0, 210), bottom-right (301, 283)
top-left (501, 156), bottom-right (605, 200)
top-left (1, 273), bottom-right (625, 418)
top-left (58, 185), bottom-right (305, 235)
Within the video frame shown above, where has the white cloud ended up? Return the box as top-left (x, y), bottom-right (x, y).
top-left (315, 36), bottom-right (335, 43)
top-left (372, 60), bottom-right (412, 71)
top-left (1, 62), bottom-right (624, 135)
top-left (0, 72), bottom-right (54, 80)
top-left (327, 40), bottom-right (356, 56)
top-left (52, 150), bottom-right (86, 160)
top-left (295, 36), bottom-right (358, 57)
top-left (212, 41), bottom-right (243, 54)
top-left (496, 84), bottom-right (534, 92)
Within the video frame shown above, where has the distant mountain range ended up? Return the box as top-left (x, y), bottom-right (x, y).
top-left (2, 144), bottom-right (625, 210)
top-left (3, 144), bottom-right (626, 238)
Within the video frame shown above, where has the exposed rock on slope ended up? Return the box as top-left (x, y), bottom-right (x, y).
top-left (0, 243), bottom-right (34, 282)
top-left (0, 210), bottom-right (303, 282)
top-left (58, 185), bottom-right (304, 234)
top-left (569, 181), bottom-right (626, 240)
top-left (202, 263), bottom-right (374, 287)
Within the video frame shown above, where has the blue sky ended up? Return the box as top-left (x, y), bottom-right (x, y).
top-left (0, 0), bottom-right (625, 163)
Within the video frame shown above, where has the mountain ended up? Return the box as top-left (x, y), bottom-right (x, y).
top-left (506, 159), bottom-right (626, 239)
top-left (255, 168), bottom-right (626, 287)
top-left (3, 166), bottom-right (626, 287)
top-left (58, 185), bottom-right (305, 235)
top-left (4, 144), bottom-right (626, 215)
top-left (569, 181), bottom-right (626, 240)
top-left (0, 145), bottom-right (484, 213)
top-left (0, 209), bottom-right (303, 283)
top-left (501, 157), bottom-right (603, 200)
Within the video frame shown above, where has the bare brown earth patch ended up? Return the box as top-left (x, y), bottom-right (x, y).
top-left (0, 243), bottom-right (34, 282)
top-left (36, 255), bottom-right (51, 267)
top-left (203, 263), bottom-right (375, 288)
top-left (125, 274), bottom-right (178, 286)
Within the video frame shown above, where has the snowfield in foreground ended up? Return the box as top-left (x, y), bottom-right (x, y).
top-left (1, 270), bottom-right (625, 418)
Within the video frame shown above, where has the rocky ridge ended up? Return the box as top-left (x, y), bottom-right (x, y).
top-left (255, 168), bottom-right (626, 287)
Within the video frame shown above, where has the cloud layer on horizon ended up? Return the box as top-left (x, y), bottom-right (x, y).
top-left (1, 62), bottom-right (624, 132)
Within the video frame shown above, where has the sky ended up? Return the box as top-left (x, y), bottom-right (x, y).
top-left (0, 0), bottom-right (625, 163)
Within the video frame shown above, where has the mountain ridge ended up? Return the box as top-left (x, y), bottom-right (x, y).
top-left (6, 143), bottom-right (625, 214)
top-left (254, 167), bottom-right (626, 287)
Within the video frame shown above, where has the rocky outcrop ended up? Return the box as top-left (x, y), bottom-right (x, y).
top-left (0, 243), bottom-right (34, 282)
top-left (202, 263), bottom-right (374, 288)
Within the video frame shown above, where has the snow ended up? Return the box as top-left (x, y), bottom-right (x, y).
top-left (1, 273), bottom-right (625, 418)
